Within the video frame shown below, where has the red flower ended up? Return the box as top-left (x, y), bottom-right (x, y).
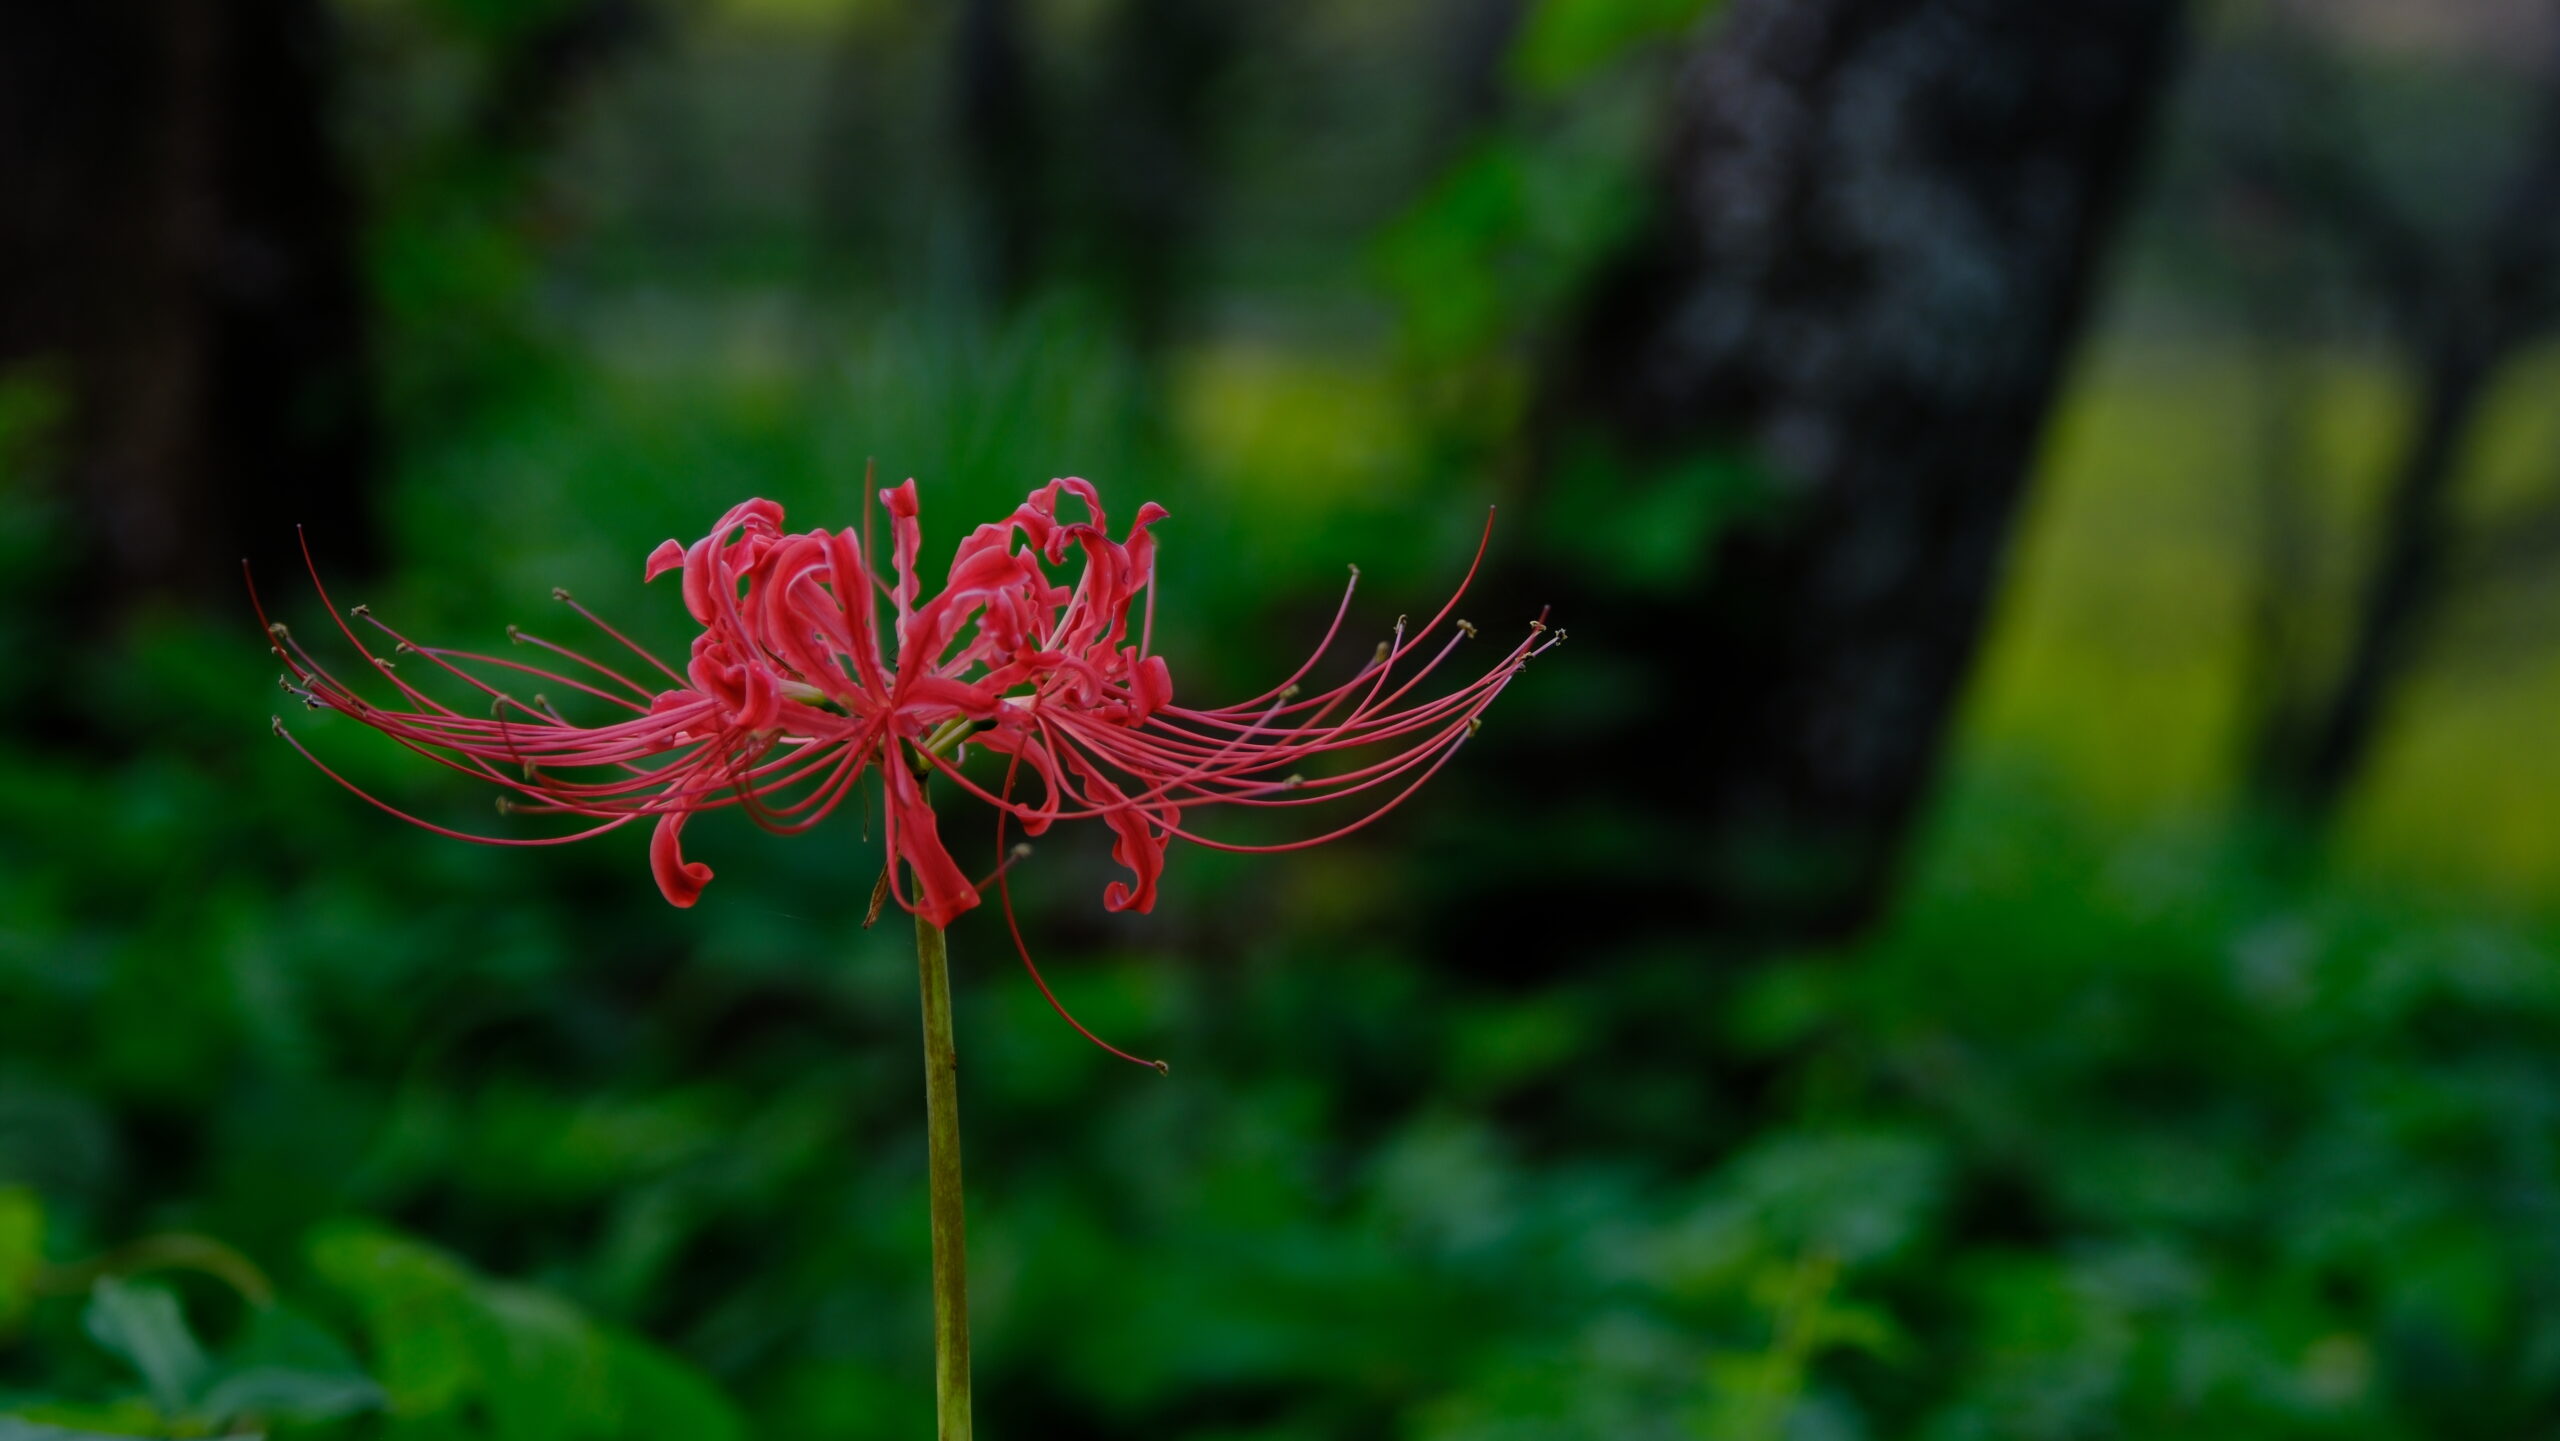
top-left (260, 479), bottom-right (1555, 1064)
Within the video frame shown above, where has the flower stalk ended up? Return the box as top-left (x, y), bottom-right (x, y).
top-left (913, 908), bottom-right (972, 1441)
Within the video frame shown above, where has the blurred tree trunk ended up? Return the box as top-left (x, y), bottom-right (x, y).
top-left (942, 0), bottom-right (1247, 340)
top-left (2235, 23), bottom-right (2560, 844)
top-left (0, 0), bottom-right (377, 618)
top-left (1084, 0), bottom-right (1247, 345)
top-left (1439, 0), bottom-right (2185, 955)
top-left (2248, 338), bottom-right (2487, 840)
top-left (953, 0), bottom-right (1047, 306)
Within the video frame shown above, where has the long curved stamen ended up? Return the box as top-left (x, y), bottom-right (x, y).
top-left (995, 753), bottom-right (1167, 1073)
top-left (554, 590), bottom-right (688, 688)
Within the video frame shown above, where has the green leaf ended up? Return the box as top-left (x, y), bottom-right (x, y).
top-left (598, 1331), bottom-right (745, 1441)
top-left (199, 1364), bottom-right (384, 1427)
top-left (476, 1282), bottom-right (611, 1441)
top-left (1804, 1297), bottom-right (1909, 1363)
top-left (224, 1300), bottom-right (373, 1376)
top-left (308, 1221), bottom-right (743, 1440)
top-left (198, 1304), bottom-right (385, 1427)
top-left (307, 1223), bottom-right (483, 1415)
top-left (1726, 1132), bottom-right (1949, 1267)
top-left (80, 1278), bottom-right (209, 1418)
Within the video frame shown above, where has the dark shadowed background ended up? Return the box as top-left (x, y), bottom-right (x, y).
top-left (8, 0), bottom-right (2560, 1436)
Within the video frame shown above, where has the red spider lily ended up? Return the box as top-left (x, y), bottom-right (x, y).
top-left (257, 478), bottom-right (1555, 1066)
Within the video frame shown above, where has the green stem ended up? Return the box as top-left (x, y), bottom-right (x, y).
top-left (915, 913), bottom-right (973, 1441)
top-left (33, 1234), bottom-right (276, 1307)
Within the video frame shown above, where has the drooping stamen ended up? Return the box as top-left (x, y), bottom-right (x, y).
top-left (994, 752), bottom-right (1167, 1074)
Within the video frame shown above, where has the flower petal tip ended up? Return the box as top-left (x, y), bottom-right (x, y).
top-left (650, 816), bottom-right (715, 908)
top-left (643, 539), bottom-right (687, 582)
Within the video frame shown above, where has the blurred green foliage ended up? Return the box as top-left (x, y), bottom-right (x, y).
top-left (0, 1187), bottom-right (728, 1439)
top-left (9, 1), bottom-right (2560, 1437)
top-left (16, 612), bottom-right (2560, 1439)
top-left (1510, 0), bottom-right (1721, 95)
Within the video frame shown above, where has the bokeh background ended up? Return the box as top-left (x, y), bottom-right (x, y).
top-left (7, 0), bottom-right (2560, 1436)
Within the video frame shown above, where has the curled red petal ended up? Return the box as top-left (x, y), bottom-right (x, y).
top-left (643, 538), bottom-right (686, 582)
top-left (651, 813), bottom-right (714, 907)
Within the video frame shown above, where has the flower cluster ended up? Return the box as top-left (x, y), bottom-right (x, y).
top-left (261, 478), bottom-right (1552, 1060)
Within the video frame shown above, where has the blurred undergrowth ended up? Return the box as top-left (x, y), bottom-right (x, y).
top-left (13, 585), bottom-right (2560, 1437)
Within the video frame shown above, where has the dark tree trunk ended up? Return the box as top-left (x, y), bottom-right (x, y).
top-left (2239, 20), bottom-right (2560, 843)
top-left (0, 0), bottom-right (377, 619)
top-left (954, 0), bottom-right (1047, 306)
top-left (1434, 0), bottom-right (2186, 958)
top-left (1081, 0), bottom-right (1246, 343)
top-left (944, 0), bottom-right (1246, 337)
top-left (2250, 336), bottom-right (2485, 837)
